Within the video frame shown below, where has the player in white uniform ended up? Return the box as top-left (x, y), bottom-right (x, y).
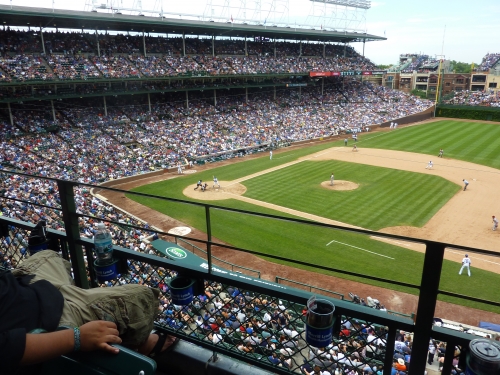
top-left (270, 150), bottom-right (273, 160)
top-left (330, 173), bottom-right (334, 186)
top-left (493, 215), bottom-right (498, 231)
top-left (463, 179), bottom-right (469, 191)
top-left (425, 161), bottom-right (433, 169)
top-left (459, 254), bottom-right (471, 276)
top-left (213, 176), bottom-right (220, 188)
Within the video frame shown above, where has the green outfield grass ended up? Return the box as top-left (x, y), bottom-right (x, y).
top-left (243, 160), bottom-right (459, 230)
top-left (360, 120), bottom-right (500, 169)
top-left (129, 119), bottom-right (500, 313)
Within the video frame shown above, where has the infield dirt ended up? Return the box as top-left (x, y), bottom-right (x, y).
top-left (99, 120), bottom-right (500, 325)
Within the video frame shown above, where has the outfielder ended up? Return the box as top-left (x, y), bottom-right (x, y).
top-left (213, 176), bottom-right (220, 188)
top-left (493, 215), bottom-right (498, 231)
top-left (458, 254), bottom-right (471, 277)
top-left (270, 150), bottom-right (273, 160)
top-left (438, 149), bottom-right (444, 158)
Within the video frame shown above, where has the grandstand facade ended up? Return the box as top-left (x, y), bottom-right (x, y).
top-left (3, 5), bottom-right (498, 375)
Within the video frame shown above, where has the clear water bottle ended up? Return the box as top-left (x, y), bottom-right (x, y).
top-left (94, 223), bottom-right (113, 264)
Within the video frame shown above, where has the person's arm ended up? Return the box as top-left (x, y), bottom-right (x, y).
top-left (21, 321), bottom-right (122, 365)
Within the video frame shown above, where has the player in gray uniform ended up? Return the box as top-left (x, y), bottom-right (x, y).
top-left (330, 173), bottom-right (334, 186)
top-left (493, 215), bottom-right (498, 231)
top-left (213, 176), bottom-right (220, 188)
top-left (458, 254), bottom-right (471, 276)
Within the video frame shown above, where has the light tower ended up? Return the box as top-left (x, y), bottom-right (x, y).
top-left (305, 0), bottom-right (370, 32)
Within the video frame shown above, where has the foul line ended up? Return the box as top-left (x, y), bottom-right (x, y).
top-left (446, 249), bottom-right (500, 267)
top-left (326, 239), bottom-right (395, 259)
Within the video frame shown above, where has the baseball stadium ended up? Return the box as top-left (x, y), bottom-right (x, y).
top-left (0, 2), bottom-right (500, 375)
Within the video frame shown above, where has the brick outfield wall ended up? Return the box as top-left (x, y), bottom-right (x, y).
top-left (99, 106), bottom-right (436, 190)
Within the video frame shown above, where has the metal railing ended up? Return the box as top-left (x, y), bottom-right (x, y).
top-left (1, 170), bottom-right (499, 375)
top-left (175, 237), bottom-right (261, 279)
top-left (275, 276), bottom-right (345, 300)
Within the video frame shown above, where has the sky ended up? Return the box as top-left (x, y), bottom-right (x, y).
top-left (1, 0), bottom-right (499, 65)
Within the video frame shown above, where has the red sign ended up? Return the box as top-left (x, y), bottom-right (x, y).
top-left (309, 72), bottom-right (332, 77)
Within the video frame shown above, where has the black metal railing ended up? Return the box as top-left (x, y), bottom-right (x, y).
top-left (1, 170), bottom-right (499, 375)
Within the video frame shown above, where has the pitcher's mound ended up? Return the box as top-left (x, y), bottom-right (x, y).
top-left (321, 180), bottom-right (359, 191)
top-left (183, 181), bottom-right (247, 200)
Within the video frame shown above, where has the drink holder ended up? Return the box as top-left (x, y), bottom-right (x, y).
top-left (94, 259), bottom-right (119, 283)
top-left (168, 275), bottom-right (204, 305)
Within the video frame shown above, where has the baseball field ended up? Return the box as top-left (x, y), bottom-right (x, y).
top-left (124, 119), bottom-right (500, 317)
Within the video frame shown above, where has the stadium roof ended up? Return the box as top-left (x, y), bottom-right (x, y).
top-left (0, 4), bottom-right (385, 43)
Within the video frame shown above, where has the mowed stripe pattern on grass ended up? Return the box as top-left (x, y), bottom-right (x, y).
top-left (129, 120), bottom-right (500, 313)
top-left (361, 120), bottom-right (500, 169)
top-left (242, 160), bottom-right (459, 230)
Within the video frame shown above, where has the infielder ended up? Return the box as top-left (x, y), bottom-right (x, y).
top-left (493, 215), bottom-right (498, 231)
top-left (425, 161), bottom-right (433, 169)
top-left (352, 144), bottom-right (358, 152)
top-left (438, 149), bottom-right (444, 158)
top-left (213, 176), bottom-right (220, 188)
top-left (194, 180), bottom-right (203, 190)
top-left (463, 179), bottom-right (469, 191)
top-left (330, 173), bottom-right (334, 186)
top-left (459, 254), bottom-right (471, 277)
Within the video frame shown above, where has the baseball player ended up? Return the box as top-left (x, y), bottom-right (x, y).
top-left (352, 144), bottom-right (358, 152)
top-left (344, 138), bottom-right (348, 146)
top-left (194, 180), bottom-right (202, 190)
top-left (463, 179), bottom-right (469, 191)
top-left (425, 161), bottom-right (433, 169)
top-left (458, 254), bottom-right (471, 276)
top-left (438, 149), bottom-right (444, 158)
top-left (330, 173), bottom-right (334, 186)
top-left (493, 216), bottom-right (498, 231)
top-left (213, 176), bottom-right (220, 188)
top-left (270, 150), bottom-right (273, 160)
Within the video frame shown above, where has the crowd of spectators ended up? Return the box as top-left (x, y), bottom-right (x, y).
top-left (475, 53), bottom-right (500, 72)
top-left (0, 28), bottom-right (378, 81)
top-left (47, 54), bottom-right (101, 80)
top-left (401, 55), bottom-right (429, 73)
top-left (0, 69), bottom-right (462, 375)
top-left (0, 81), bottom-right (431, 271)
top-left (442, 90), bottom-right (500, 107)
top-left (0, 54), bottom-right (53, 81)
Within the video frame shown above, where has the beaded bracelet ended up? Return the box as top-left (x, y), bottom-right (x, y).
top-left (73, 327), bottom-right (81, 352)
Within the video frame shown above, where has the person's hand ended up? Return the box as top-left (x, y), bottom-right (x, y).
top-left (79, 320), bottom-right (122, 354)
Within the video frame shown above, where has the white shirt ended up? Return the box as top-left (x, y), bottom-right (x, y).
top-left (462, 257), bottom-right (471, 266)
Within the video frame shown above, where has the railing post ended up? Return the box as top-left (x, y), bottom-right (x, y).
top-left (205, 206), bottom-right (212, 274)
top-left (57, 180), bottom-right (89, 289)
top-left (384, 326), bottom-right (397, 375)
top-left (409, 241), bottom-right (445, 375)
